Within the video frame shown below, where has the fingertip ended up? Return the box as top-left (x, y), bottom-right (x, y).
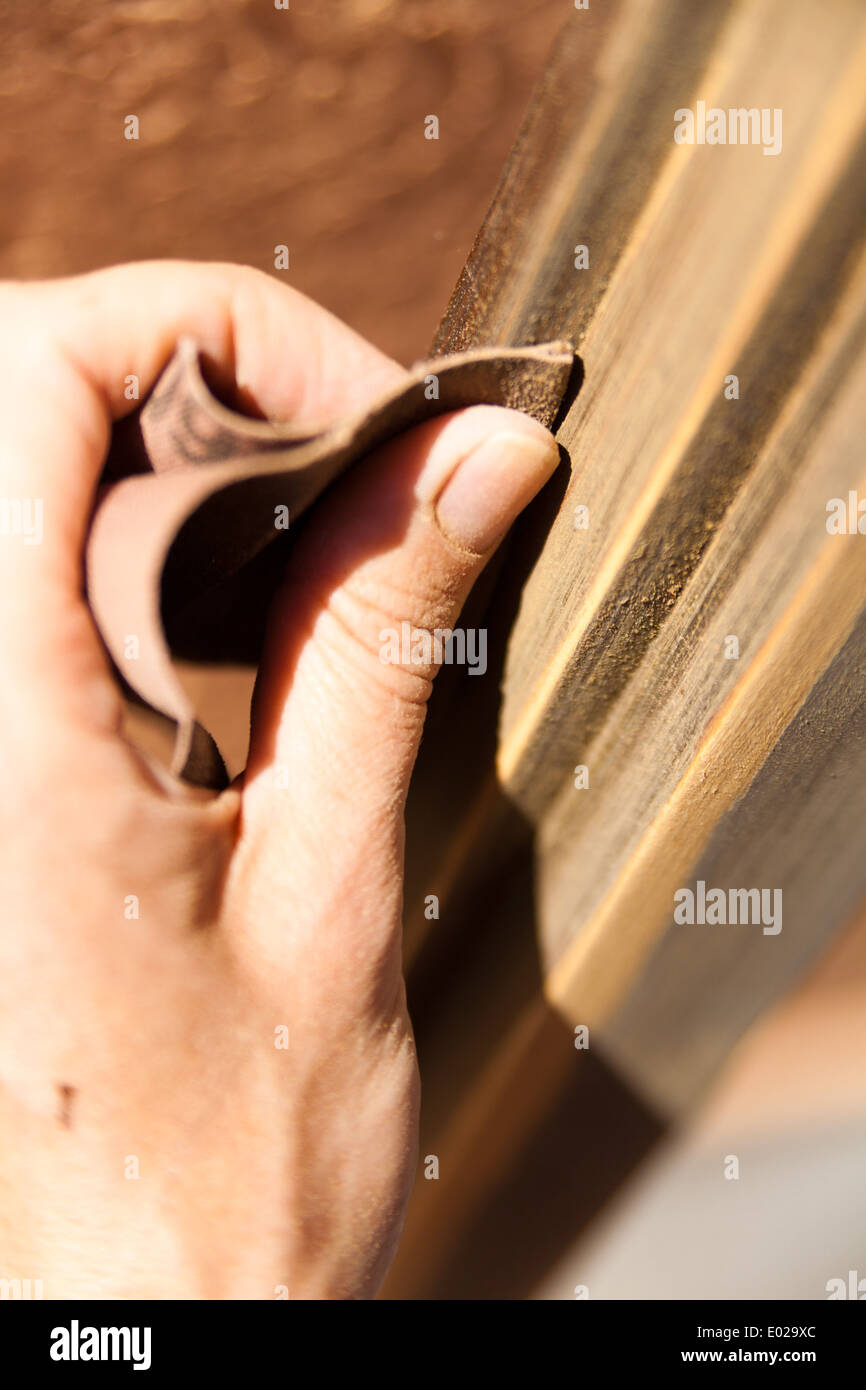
top-left (413, 404), bottom-right (560, 554)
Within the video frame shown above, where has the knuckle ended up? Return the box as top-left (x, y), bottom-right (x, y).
top-left (317, 583), bottom-right (438, 707)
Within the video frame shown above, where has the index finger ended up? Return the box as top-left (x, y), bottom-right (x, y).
top-left (0, 260), bottom-right (404, 707)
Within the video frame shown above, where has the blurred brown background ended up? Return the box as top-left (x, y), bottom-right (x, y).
top-left (0, 0), bottom-right (563, 363)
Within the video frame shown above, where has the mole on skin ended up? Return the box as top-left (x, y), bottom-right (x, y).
top-left (57, 1084), bottom-right (76, 1129)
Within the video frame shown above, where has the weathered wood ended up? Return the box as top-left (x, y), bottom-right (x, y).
top-left (387, 0), bottom-right (866, 1297)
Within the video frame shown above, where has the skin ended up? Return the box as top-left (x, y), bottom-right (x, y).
top-left (0, 262), bottom-right (559, 1299)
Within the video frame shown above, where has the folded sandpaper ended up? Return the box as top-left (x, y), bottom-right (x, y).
top-left (86, 337), bottom-right (575, 788)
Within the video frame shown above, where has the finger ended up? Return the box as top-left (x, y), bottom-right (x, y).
top-left (0, 260), bottom-right (401, 569)
top-left (231, 402), bottom-right (560, 994)
top-left (0, 261), bottom-right (403, 712)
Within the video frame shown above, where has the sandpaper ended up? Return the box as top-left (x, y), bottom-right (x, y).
top-left (86, 337), bottom-right (575, 788)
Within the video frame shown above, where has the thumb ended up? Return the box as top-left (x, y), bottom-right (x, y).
top-left (234, 403), bottom-right (559, 953)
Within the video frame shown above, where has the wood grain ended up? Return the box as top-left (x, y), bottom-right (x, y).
top-left (387, 0), bottom-right (866, 1297)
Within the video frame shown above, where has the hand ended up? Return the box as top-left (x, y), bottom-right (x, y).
top-left (0, 261), bottom-right (559, 1298)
